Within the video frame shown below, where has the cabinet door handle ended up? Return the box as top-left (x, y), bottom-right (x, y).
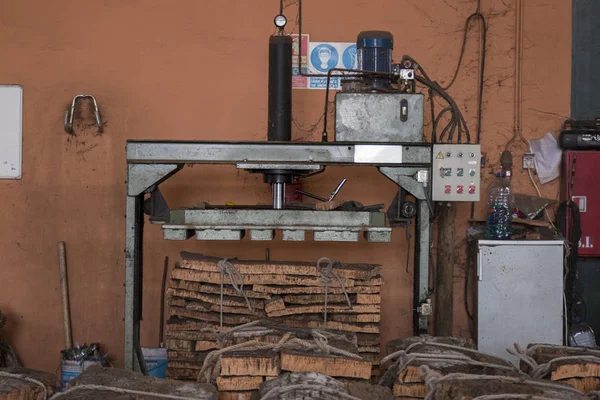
top-left (478, 251), bottom-right (483, 281)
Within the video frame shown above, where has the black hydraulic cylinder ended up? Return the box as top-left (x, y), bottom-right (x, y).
top-left (268, 35), bottom-right (293, 142)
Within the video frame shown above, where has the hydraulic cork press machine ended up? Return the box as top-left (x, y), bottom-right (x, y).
top-left (124, 8), bottom-right (481, 370)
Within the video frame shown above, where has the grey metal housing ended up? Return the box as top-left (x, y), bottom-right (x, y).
top-left (335, 93), bottom-right (424, 143)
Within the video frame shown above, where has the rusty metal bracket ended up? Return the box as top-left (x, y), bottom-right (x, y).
top-left (64, 94), bottom-right (103, 134)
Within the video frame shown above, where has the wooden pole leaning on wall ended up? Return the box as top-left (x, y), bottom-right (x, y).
top-left (435, 203), bottom-right (455, 336)
top-left (57, 241), bottom-right (73, 349)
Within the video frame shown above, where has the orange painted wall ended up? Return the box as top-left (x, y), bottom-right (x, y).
top-left (0, 0), bottom-right (571, 372)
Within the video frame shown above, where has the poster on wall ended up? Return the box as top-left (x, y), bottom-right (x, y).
top-left (291, 34), bottom-right (309, 89)
top-left (291, 34), bottom-right (357, 90)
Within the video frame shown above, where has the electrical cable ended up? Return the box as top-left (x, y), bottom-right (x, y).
top-left (441, 13), bottom-right (487, 95)
top-left (429, 89), bottom-right (437, 143)
top-left (527, 167), bottom-right (557, 231)
top-left (556, 199), bottom-right (582, 323)
top-left (433, 107), bottom-right (454, 139)
top-left (414, 75), bottom-right (472, 143)
top-left (505, 0), bottom-right (528, 151)
top-left (296, 0), bottom-right (329, 78)
top-left (299, 166), bottom-right (326, 179)
top-left (465, 240), bottom-right (475, 321)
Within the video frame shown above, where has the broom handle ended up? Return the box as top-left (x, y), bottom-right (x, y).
top-left (58, 241), bottom-right (73, 349)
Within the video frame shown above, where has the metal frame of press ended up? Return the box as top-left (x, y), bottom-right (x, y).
top-left (124, 140), bottom-right (432, 370)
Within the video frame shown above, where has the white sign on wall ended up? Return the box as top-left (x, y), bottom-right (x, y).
top-left (308, 42), bottom-right (357, 90)
top-left (292, 34), bottom-right (358, 90)
top-left (0, 85), bottom-right (23, 179)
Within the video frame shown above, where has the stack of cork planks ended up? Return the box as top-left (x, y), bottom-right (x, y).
top-left (165, 252), bottom-right (383, 381)
top-left (0, 367), bottom-right (58, 400)
top-left (62, 366), bottom-right (217, 399)
top-left (518, 344), bottom-right (600, 393)
top-left (200, 321), bottom-right (373, 399)
top-left (379, 336), bottom-right (522, 399)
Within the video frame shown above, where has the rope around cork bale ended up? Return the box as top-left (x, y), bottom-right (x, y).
top-left (217, 259), bottom-right (252, 329)
top-left (397, 336), bottom-right (511, 365)
top-left (197, 329), bottom-right (361, 384)
top-left (0, 371), bottom-right (48, 400)
top-left (471, 395), bottom-right (564, 400)
top-left (378, 349), bottom-right (524, 387)
top-left (259, 383), bottom-right (364, 400)
top-left (418, 365), bottom-right (584, 400)
top-left (51, 384), bottom-right (206, 399)
top-left (507, 343), bottom-right (600, 380)
top-left (316, 257), bottom-right (352, 329)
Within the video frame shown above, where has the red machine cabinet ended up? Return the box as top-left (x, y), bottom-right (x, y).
top-left (562, 150), bottom-right (600, 256)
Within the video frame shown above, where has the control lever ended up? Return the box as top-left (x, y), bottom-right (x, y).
top-left (297, 178), bottom-right (347, 202)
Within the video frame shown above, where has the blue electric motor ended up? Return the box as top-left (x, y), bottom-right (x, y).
top-left (357, 30), bottom-right (394, 88)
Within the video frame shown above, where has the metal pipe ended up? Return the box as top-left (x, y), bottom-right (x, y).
top-left (273, 183), bottom-right (285, 209)
top-left (268, 36), bottom-right (292, 142)
top-left (57, 241), bottom-right (73, 349)
top-left (159, 256), bottom-right (168, 347)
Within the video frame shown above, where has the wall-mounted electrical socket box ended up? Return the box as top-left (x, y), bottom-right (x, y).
top-left (432, 144), bottom-right (482, 202)
top-left (523, 152), bottom-right (535, 169)
top-left (0, 85), bottom-right (22, 179)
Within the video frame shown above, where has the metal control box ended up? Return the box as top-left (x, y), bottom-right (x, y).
top-left (432, 144), bottom-right (481, 202)
top-left (335, 93), bottom-right (424, 143)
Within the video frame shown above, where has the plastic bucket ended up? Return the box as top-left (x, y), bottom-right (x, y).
top-left (61, 360), bottom-right (102, 390)
top-left (142, 347), bottom-right (168, 379)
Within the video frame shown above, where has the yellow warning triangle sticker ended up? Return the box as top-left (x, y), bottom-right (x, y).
top-left (436, 152), bottom-right (444, 159)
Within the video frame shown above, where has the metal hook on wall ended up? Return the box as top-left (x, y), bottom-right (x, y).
top-left (64, 94), bottom-right (103, 134)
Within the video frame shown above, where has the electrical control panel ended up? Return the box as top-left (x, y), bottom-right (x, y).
top-left (432, 144), bottom-right (481, 202)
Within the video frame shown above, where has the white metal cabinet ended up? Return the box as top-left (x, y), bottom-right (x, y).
top-left (477, 240), bottom-right (564, 365)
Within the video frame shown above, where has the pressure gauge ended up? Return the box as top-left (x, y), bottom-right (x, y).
top-left (274, 14), bottom-right (287, 29)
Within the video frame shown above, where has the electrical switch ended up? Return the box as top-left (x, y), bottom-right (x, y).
top-left (469, 185), bottom-right (476, 194)
top-left (457, 185), bottom-right (464, 194)
top-left (444, 185), bottom-right (452, 194)
top-left (457, 168), bottom-right (464, 177)
top-left (446, 152), bottom-right (451, 158)
top-left (469, 169), bottom-right (476, 177)
top-left (445, 168), bottom-right (452, 177)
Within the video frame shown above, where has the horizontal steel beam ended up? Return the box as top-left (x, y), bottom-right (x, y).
top-left (170, 209), bottom-right (386, 227)
top-left (126, 141), bottom-right (431, 166)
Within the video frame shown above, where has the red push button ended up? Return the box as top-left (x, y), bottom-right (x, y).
top-left (469, 185), bottom-right (476, 194)
top-left (444, 185), bottom-right (452, 194)
top-left (457, 185), bottom-right (464, 194)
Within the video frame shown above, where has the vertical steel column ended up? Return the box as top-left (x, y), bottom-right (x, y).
top-left (414, 199), bottom-right (431, 334)
top-left (124, 195), bottom-right (143, 370)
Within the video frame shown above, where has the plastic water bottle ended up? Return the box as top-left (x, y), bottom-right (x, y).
top-left (486, 173), bottom-right (512, 240)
